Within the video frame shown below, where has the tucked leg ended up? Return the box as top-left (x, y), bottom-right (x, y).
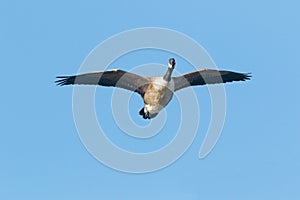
top-left (139, 107), bottom-right (152, 119)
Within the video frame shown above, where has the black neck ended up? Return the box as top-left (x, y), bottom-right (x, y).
top-left (163, 67), bottom-right (174, 82)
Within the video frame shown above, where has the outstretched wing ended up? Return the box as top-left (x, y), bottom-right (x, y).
top-left (173, 69), bottom-right (251, 91)
top-left (55, 69), bottom-right (149, 96)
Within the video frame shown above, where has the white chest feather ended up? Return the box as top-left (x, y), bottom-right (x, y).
top-left (151, 77), bottom-right (168, 88)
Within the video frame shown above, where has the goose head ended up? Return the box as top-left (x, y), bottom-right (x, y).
top-left (163, 58), bottom-right (176, 82)
top-left (168, 58), bottom-right (176, 69)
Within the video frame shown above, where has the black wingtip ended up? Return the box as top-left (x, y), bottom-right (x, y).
top-left (243, 72), bottom-right (252, 80)
top-left (55, 76), bottom-right (75, 86)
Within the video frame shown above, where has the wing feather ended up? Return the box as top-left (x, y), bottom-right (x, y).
top-left (55, 70), bottom-right (149, 96)
top-left (173, 69), bottom-right (251, 91)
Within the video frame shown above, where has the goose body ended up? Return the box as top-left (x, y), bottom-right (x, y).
top-left (56, 58), bottom-right (251, 119)
top-left (142, 76), bottom-right (175, 118)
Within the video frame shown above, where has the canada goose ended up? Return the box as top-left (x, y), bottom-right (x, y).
top-left (56, 58), bottom-right (251, 119)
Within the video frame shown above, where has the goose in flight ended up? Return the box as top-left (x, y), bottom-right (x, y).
top-left (56, 58), bottom-right (251, 119)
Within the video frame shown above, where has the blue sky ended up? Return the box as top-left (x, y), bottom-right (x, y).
top-left (1, 0), bottom-right (300, 199)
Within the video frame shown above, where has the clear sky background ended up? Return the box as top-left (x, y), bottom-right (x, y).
top-left (1, 0), bottom-right (300, 199)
